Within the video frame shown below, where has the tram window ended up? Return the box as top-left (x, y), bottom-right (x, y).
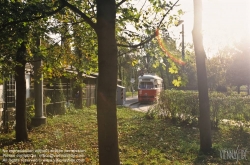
top-left (139, 82), bottom-right (154, 89)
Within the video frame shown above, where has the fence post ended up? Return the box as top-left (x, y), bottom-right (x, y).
top-left (53, 82), bottom-right (56, 115)
top-left (67, 79), bottom-right (69, 103)
top-left (3, 80), bottom-right (8, 132)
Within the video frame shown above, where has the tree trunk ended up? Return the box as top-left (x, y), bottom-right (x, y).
top-left (75, 71), bottom-right (83, 109)
top-left (160, 64), bottom-right (167, 89)
top-left (237, 85), bottom-right (240, 94)
top-left (248, 85), bottom-right (249, 95)
top-left (96, 0), bottom-right (120, 165)
top-left (192, 0), bottom-right (212, 153)
top-left (73, 25), bottom-right (84, 109)
top-left (118, 53), bottom-right (122, 81)
top-left (163, 58), bottom-right (172, 87)
top-left (15, 42), bottom-right (28, 142)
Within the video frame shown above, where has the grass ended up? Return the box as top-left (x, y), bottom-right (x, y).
top-left (126, 91), bottom-right (137, 98)
top-left (0, 106), bottom-right (250, 164)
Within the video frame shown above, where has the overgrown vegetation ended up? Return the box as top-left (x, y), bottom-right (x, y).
top-left (0, 106), bottom-right (249, 164)
top-left (126, 91), bottom-right (136, 98)
top-left (146, 90), bottom-right (250, 129)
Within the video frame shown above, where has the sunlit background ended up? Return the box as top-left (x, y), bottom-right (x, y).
top-left (176, 0), bottom-right (250, 57)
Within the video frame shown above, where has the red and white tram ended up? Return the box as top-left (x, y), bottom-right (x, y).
top-left (138, 74), bottom-right (163, 103)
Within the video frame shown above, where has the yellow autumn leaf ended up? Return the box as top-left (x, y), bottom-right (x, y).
top-left (169, 67), bottom-right (178, 74)
top-left (172, 79), bottom-right (181, 87)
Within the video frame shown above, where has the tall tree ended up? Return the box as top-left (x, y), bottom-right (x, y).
top-left (206, 48), bottom-right (234, 90)
top-left (0, 1), bottom-right (65, 141)
top-left (226, 41), bottom-right (250, 93)
top-left (71, 19), bottom-right (98, 108)
top-left (60, 1), bottom-right (180, 163)
top-left (59, 0), bottom-right (120, 163)
top-left (0, 1), bottom-right (30, 141)
top-left (15, 42), bottom-right (28, 141)
top-left (96, 1), bottom-right (119, 164)
top-left (1, 0), bottom-right (181, 163)
top-left (192, 0), bottom-right (212, 153)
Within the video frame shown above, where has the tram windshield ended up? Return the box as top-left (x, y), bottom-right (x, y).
top-left (139, 82), bottom-right (154, 89)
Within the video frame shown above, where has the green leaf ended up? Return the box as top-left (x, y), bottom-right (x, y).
top-left (172, 78), bottom-right (181, 87)
top-left (169, 67), bottom-right (178, 74)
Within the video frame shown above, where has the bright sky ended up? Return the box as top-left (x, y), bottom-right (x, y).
top-left (174, 0), bottom-right (250, 57)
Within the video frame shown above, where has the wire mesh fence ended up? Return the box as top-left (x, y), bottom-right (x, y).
top-left (0, 80), bottom-right (97, 131)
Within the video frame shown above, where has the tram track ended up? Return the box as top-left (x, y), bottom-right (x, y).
top-left (129, 101), bottom-right (153, 112)
top-left (125, 95), bottom-right (155, 112)
top-left (128, 101), bottom-right (139, 108)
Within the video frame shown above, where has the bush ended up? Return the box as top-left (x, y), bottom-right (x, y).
top-left (154, 90), bottom-right (199, 125)
top-left (26, 98), bottom-right (35, 130)
top-left (216, 85), bottom-right (227, 92)
top-left (151, 90), bottom-right (250, 128)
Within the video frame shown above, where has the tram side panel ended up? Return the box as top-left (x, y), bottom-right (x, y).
top-left (138, 89), bottom-right (158, 102)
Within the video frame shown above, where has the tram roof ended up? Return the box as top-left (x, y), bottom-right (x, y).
top-left (138, 74), bottom-right (162, 80)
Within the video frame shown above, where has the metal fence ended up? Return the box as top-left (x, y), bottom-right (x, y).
top-left (0, 75), bottom-right (16, 131)
top-left (29, 82), bottom-right (97, 114)
top-left (0, 80), bottom-right (97, 131)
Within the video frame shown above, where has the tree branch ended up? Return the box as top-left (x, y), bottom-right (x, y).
top-left (116, 0), bottom-right (127, 8)
top-left (87, 0), bottom-right (96, 16)
top-left (157, 0), bottom-right (180, 28)
top-left (117, 0), bottom-right (180, 48)
top-left (117, 48), bottom-right (138, 57)
top-left (61, 0), bottom-right (97, 31)
top-left (117, 33), bottom-right (156, 48)
top-left (138, 0), bottom-right (147, 14)
top-left (0, 3), bottom-right (66, 32)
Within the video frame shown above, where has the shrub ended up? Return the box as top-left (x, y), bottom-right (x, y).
top-left (151, 90), bottom-right (250, 128)
top-left (26, 98), bottom-right (35, 130)
top-left (216, 85), bottom-right (227, 92)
